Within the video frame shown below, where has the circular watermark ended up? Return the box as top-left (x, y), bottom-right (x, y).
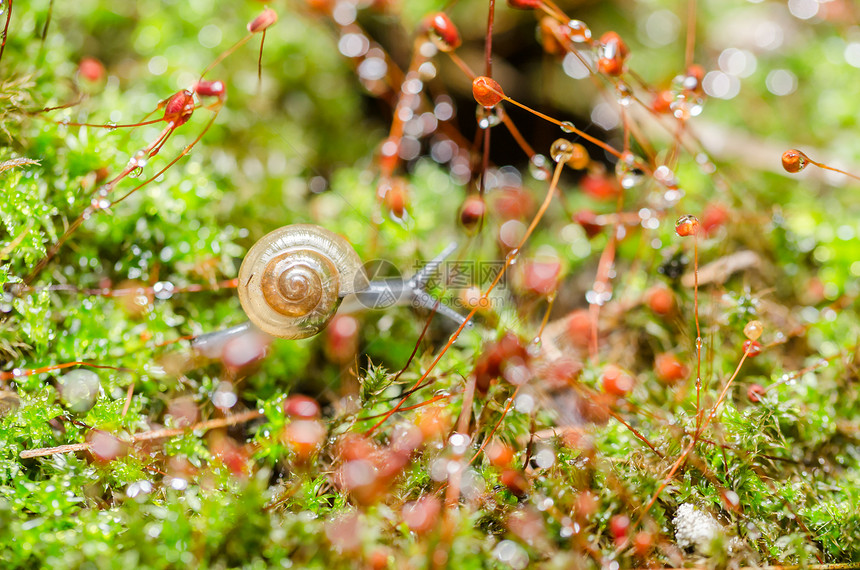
top-left (352, 259), bottom-right (403, 309)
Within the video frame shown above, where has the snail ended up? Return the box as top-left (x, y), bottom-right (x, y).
top-left (193, 224), bottom-right (467, 354)
top-left (237, 224), bottom-right (366, 339)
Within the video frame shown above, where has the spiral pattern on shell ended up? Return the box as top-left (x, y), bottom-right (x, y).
top-left (238, 225), bottom-right (366, 339)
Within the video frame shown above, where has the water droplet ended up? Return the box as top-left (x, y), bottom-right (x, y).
top-left (614, 152), bottom-right (644, 189)
top-left (567, 20), bottom-right (592, 43)
top-left (129, 166), bottom-right (143, 178)
top-left (560, 121), bottom-right (576, 133)
top-left (153, 281), bottom-right (175, 300)
top-left (106, 122), bottom-right (118, 131)
top-left (529, 154), bottom-right (550, 180)
top-left (615, 81), bottom-right (633, 106)
top-left (670, 93), bottom-right (704, 120)
top-left (475, 105), bottom-right (502, 129)
top-left (506, 248), bottom-right (520, 264)
top-left (59, 369), bottom-right (100, 413)
top-left (743, 320), bottom-right (763, 341)
top-left (550, 138), bottom-right (575, 163)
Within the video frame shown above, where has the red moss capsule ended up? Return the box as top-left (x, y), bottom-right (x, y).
top-left (602, 365), bottom-right (634, 397)
top-left (574, 209), bottom-right (602, 238)
top-left (655, 353), bottom-right (688, 384)
top-left (163, 90), bottom-right (195, 127)
top-left (500, 469), bottom-right (529, 497)
top-left (472, 76), bottom-right (505, 108)
top-left (609, 514), bottom-right (630, 543)
top-left (283, 394), bottom-right (321, 419)
top-left (402, 496), bottom-right (442, 534)
top-left (425, 13), bottom-right (461, 52)
top-left (597, 31), bottom-right (629, 76)
top-left (522, 258), bottom-right (561, 295)
top-left (652, 89), bottom-right (674, 114)
top-left (384, 179), bottom-right (408, 219)
top-left (633, 532), bottom-right (653, 557)
top-left (194, 79), bottom-right (226, 99)
top-left (646, 286), bottom-right (675, 316)
top-left (87, 430), bottom-right (130, 463)
top-left (78, 57), bottom-right (105, 82)
top-left (539, 17), bottom-right (568, 56)
top-left (565, 309), bottom-right (592, 349)
top-left (486, 441), bottom-right (515, 467)
top-left (416, 406), bottom-right (450, 441)
top-left (459, 194), bottom-right (485, 230)
top-left (247, 7), bottom-right (278, 33)
top-left (743, 340), bottom-right (762, 356)
top-left (701, 202), bottom-right (729, 235)
top-left (325, 314), bottom-right (359, 364)
top-left (580, 173), bottom-right (619, 201)
top-left (284, 419), bottom-right (325, 461)
top-left (493, 187), bottom-right (533, 219)
top-left (675, 214), bottom-right (700, 237)
top-left (782, 149), bottom-right (809, 173)
top-left (747, 383), bottom-right (765, 403)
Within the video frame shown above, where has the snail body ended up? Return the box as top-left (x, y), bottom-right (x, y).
top-left (238, 224), bottom-right (366, 339)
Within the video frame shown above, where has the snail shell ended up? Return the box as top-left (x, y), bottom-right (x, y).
top-left (238, 224), bottom-right (366, 339)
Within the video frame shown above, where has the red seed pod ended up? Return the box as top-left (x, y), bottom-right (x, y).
top-left (747, 383), bottom-right (765, 403)
top-left (459, 194), bottom-right (485, 230)
top-left (163, 90), bottom-right (195, 127)
top-left (655, 353), bottom-right (688, 384)
top-left (472, 76), bottom-right (505, 108)
top-left (743, 340), bottom-right (762, 356)
top-left (675, 214), bottom-right (700, 237)
top-left (782, 149), bottom-right (809, 173)
top-left (597, 31), bottom-right (629, 76)
top-left (247, 7), bottom-right (278, 33)
top-left (646, 286), bottom-right (675, 316)
top-left (194, 80), bottom-right (226, 99)
top-left (507, 0), bottom-right (542, 9)
top-left (602, 365), bottom-right (634, 397)
top-left (424, 12), bottom-right (461, 51)
top-left (283, 394), bottom-right (321, 419)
